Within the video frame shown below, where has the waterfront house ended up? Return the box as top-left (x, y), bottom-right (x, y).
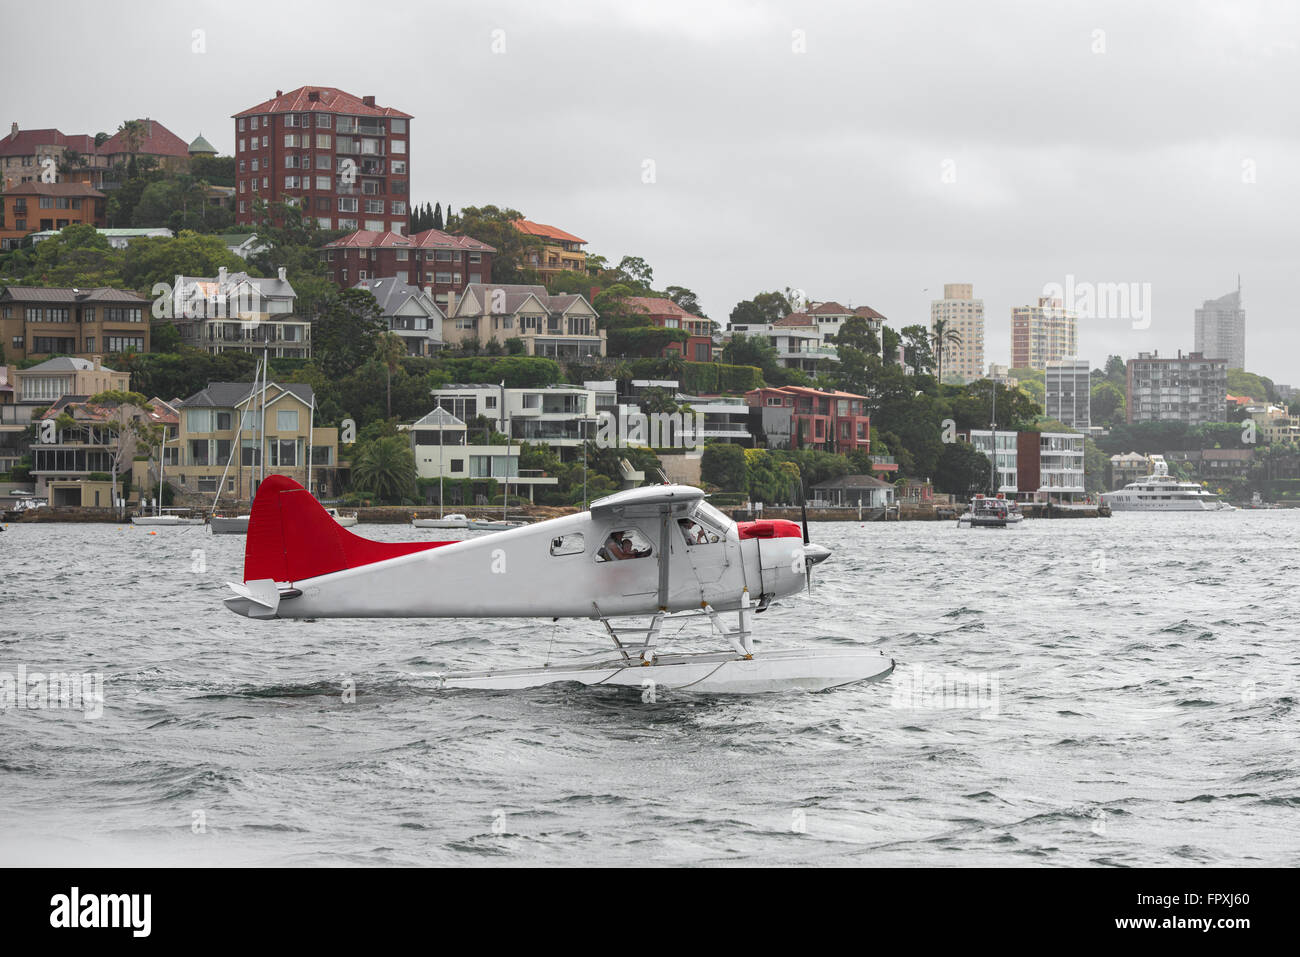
top-left (810, 474), bottom-right (897, 509)
top-left (164, 380), bottom-right (343, 502)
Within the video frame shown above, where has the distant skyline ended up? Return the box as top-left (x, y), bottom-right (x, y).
top-left (8, 0), bottom-right (1298, 383)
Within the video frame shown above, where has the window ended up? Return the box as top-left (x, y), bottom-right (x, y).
top-left (316, 176), bottom-right (331, 190)
top-left (395, 249), bottom-right (408, 261)
top-left (338, 197), bottom-right (358, 212)
top-left (276, 409), bottom-right (299, 431)
top-left (391, 140), bottom-right (406, 154)
top-left (549, 533), bottom-right (585, 557)
top-left (284, 114), bottom-right (298, 128)
top-left (364, 220), bottom-right (384, 232)
top-left (469, 251), bottom-right (481, 263)
top-left (595, 528), bottom-right (653, 562)
top-left (285, 176), bottom-right (300, 189)
top-left (238, 118), bottom-right (246, 132)
top-left (315, 154), bottom-right (332, 170)
top-left (365, 199), bottom-right (384, 214)
top-left (105, 307), bottom-right (143, 323)
top-left (317, 217), bottom-right (331, 228)
top-left (391, 160), bottom-right (406, 174)
top-left (435, 249), bottom-right (453, 261)
top-left (435, 272), bottom-right (452, 284)
top-left (251, 117), bottom-right (259, 130)
top-left (40, 196), bottom-right (54, 208)
top-left (284, 134), bottom-right (300, 148)
top-left (391, 119), bottom-right (406, 134)
top-left (239, 138), bottom-right (246, 152)
top-left (317, 114), bottom-right (332, 128)
top-left (391, 201), bottom-right (406, 215)
top-left (316, 134), bottom-right (331, 149)
top-left (251, 158), bottom-right (259, 172)
top-left (271, 439), bottom-right (297, 467)
top-left (261, 135), bottom-right (268, 148)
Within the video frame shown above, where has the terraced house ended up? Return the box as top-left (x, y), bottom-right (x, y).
top-left (170, 381), bottom-right (343, 502)
top-left (444, 284), bottom-right (605, 359)
top-left (0, 287), bottom-right (150, 360)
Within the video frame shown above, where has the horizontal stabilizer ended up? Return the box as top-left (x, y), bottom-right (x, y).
top-left (225, 578), bottom-right (281, 619)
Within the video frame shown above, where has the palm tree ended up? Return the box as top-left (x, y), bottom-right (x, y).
top-left (351, 436), bottom-right (416, 503)
top-left (661, 350), bottom-right (686, 378)
top-left (375, 331), bottom-right (406, 418)
top-left (929, 319), bottom-right (962, 385)
top-left (117, 119), bottom-right (145, 166)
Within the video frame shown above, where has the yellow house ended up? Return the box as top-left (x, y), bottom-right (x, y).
top-left (512, 219), bottom-right (587, 278)
top-left (161, 380), bottom-right (345, 503)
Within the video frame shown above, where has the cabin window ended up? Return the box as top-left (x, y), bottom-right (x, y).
top-left (678, 518), bottom-right (722, 546)
top-left (596, 528), bottom-right (653, 562)
top-left (549, 533), bottom-right (585, 557)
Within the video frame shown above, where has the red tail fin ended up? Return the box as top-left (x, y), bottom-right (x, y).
top-left (244, 475), bottom-right (447, 583)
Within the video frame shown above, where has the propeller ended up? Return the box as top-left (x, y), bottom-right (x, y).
top-left (798, 481), bottom-right (830, 592)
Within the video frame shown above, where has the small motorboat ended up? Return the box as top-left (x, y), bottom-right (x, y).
top-left (956, 494), bottom-right (1008, 528)
top-left (413, 513), bottom-right (469, 529)
top-left (326, 507), bottom-right (358, 527)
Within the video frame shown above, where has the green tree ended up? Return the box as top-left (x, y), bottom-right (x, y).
top-left (934, 441), bottom-right (993, 496)
top-left (729, 291), bottom-right (792, 327)
top-left (453, 205), bottom-right (544, 283)
top-left (701, 443), bottom-right (748, 491)
top-left (1091, 380), bottom-right (1126, 429)
top-left (613, 255), bottom-right (654, 291)
top-left (18, 224), bottom-right (125, 287)
top-left (315, 288), bottom-right (385, 379)
top-left (375, 331), bottom-right (406, 419)
top-left (122, 230), bottom-right (248, 292)
top-left (664, 285), bottom-right (706, 319)
top-left (899, 324), bottom-right (935, 375)
top-left (350, 435), bottom-right (416, 503)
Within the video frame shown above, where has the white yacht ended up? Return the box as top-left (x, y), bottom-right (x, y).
top-left (1102, 457), bottom-right (1234, 511)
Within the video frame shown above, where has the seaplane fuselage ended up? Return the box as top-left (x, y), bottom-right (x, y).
top-left (225, 478), bottom-right (825, 621)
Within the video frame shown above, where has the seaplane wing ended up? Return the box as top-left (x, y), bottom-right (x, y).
top-left (221, 475), bottom-right (893, 693)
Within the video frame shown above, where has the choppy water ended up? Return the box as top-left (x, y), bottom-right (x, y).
top-left (2, 511), bottom-right (1298, 866)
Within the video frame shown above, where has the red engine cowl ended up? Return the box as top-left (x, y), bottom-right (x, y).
top-left (735, 519), bottom-right (804, 540)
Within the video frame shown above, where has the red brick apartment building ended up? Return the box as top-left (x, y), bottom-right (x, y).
top-left (320, 229), bottom-right (495, 312)
top-left (745, 385), bottom-right (871, 453)
top-left (233, 86), bottom-right (411, 233)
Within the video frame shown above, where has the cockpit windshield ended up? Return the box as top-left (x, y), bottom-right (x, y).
top-left (693, 501), bottom-right (733, 537)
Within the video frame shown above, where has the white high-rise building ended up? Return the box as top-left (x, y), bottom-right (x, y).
top-left (1194, 280), bottom-right (1245, 371)
top-left (1045, 358), bottom-right (1091, 430)
top-left (930, 283), bottom-right (984, 383)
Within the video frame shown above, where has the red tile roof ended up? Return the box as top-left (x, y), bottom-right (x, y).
top-left (624, 296), bottom-right (701, 319)
top-left (322, 228), bottom-right (494, 252)
top-left (854, 305), bottom-right (887, 320)
top-left (773, 313), bottom-right (816, 326)
top-left (0, 182), bottom-right (104, 198)
top-left (513, 219), bottom-right (586, 244)
top-left (99, 119), bottom-right (190, 159)
top-left (808, 301), bottom-right (851, 315)
top-left (0, 127), bottom-right (68, 156)
top-left (234, 86), bottom-right (413, 120)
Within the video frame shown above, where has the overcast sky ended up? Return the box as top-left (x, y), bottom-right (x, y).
top-left (9, 0), bottom-right (1299, 382)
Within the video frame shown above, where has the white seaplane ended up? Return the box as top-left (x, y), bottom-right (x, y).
top-left (224, 475), bottom-right (894, 694)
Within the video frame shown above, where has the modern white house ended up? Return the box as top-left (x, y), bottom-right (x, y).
top-left (428, 383), bottom-right (599, 457)
top-left (406, 406), bottom-right (558, 501)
